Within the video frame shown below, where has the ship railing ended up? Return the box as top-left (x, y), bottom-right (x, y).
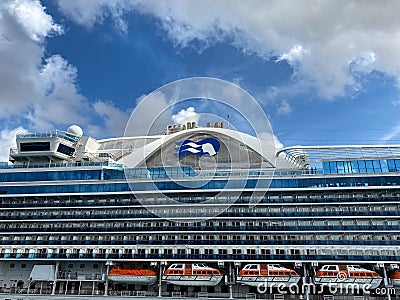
top-left (0, 161), bottom-right (122, 170)
top-left (198, 292), bottom-right (209, 298)
top-left (17, 130), bottom-right (81, 143)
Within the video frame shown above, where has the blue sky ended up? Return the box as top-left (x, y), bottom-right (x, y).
top-left (1, 0), bottom-right (400, 160)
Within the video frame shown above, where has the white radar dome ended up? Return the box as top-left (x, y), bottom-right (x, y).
top-left (67, 125), bottom-right (83, 136)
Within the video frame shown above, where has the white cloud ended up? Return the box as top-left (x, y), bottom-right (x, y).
top-left (277, 99), bottom-right (292, 115)
top-left (0, 0), bottom-right (53, 117)
top-left (382, 124), bottom-right (400, 142)
top-left (27, 55), bottom-right (90, 130)
top-left (0, 126), bottom-right (28, 162)
top-left (0, 0), bottom-right (87, 128)
top-left (276, 44), bottom-right (307, 64)
top-left (57, 0), bottom-right (131, 33)
top-left (7, 0), bottom-right (63, 42)
top-left (172, 107), bottom-right (200, 125)
top-left (57, 0), bottom-right (400, 99)
top-left (92, 100), bottom-right (130, 137)
top-left (125, 91), bottom-right (172, 136)
top-left (0, 0), bottom-right (125, 144)
top-left (349, 51), bottom-right (376, 73)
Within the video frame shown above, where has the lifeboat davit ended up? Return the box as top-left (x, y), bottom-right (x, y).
top-left (162, 263), bottom-right (223, 286)
top-left (390, 269), bottom-right (400, 287)
top-left (108, 266), bottom-right (157, 285)
top-left (236, 264), bottom-right (300, 287)
top-left (314, 265), bottom-right (382, 289)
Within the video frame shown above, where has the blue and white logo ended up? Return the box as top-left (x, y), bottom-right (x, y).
top-left (175, 138), bottom-right (220, 157)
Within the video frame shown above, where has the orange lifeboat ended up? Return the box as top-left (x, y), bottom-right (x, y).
top-left (314, 264), bottom-right (382, 289)
top-left (108, 266), bottom-right (157, 285)
top-left (162, 263), bottom-right (223, 286)
top-left (236, 264), bottom-right (300, 287)
top-left (390, 269), bottom-right (400, 287)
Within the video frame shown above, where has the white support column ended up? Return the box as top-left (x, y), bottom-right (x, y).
top-left (303, 264), bottom-right (309, 300)
top-left (27, 280), bottom-right (30, 295)
top-left (104, 261), bottom-right (111, 296)
top-left (382, 265), bottom-right (391, 300)
top-left (158, 261), bottom-right (166, 297)
top-left (52, 261), bottom-right (59, 295)
top-left (229, 262), bottom-right (233, 299)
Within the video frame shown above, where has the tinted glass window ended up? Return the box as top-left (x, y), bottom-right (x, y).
top-left (57, 144), bottom-right (75, 156)
top-left (20, 142), bottom-right (50, 152)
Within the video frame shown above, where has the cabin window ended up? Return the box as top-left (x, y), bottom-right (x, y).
top-left (204, 249), bottom-right (213, 255)
top-left (249, 265), bottom-right (258, 269)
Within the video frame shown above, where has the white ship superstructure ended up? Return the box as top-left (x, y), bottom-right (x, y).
top-left (0, 123), bottom-right (399, 298)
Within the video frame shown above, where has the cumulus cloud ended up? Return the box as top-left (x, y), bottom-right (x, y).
top-left (57, 0), bottom-right (131, 33)
top-left (7, 0), bottom-right (63, 42)
top-left (124, 91), bottom-right (172, 136)
top-left (172, 107), bottom-right (200, 125)
top-left (0, 0), bottom-right (127, 148)
top-left (26, 55), bottom-right (91, 130)
top-left (0, 0), bottom-right (87, 128)
top-left (0, 126), bottom-right (28, 162)
top-left (276, 45), bottom-right (307, 64)
top-left (92, 100), bottom-right (130, 137)
top-left (0, 0), bottom-right (57, 117)
top-left (57, 0), bottom-right (400, 99)
top-left (277, 99), bottom-right (292, 115)
top-left (0, 0), bottom-right (89, 160)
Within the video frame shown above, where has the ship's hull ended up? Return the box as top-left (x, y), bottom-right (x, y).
top-left (108, 274), bottom-right (157, 285)
top-left (162, 275), bottom-right (223, 286)
top-left (314, 277), bottom-right (382, 289)
top-left (236, 275), bottom-right (301, 287)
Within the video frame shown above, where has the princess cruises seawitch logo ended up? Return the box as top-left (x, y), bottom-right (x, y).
top-left (174, 138), bottom-right (220, 157)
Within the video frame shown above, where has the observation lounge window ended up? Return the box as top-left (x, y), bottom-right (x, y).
top-left (20, 142), bottom-right (50, 152)
top-left (57, 144), bottom-right (75, 156)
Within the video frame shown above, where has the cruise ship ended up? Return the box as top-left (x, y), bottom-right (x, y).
top-left (0, 122), bottom-right (399, 300)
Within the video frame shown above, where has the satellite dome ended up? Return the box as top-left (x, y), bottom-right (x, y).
top-left (67, 125), bottom-right (83, 137)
